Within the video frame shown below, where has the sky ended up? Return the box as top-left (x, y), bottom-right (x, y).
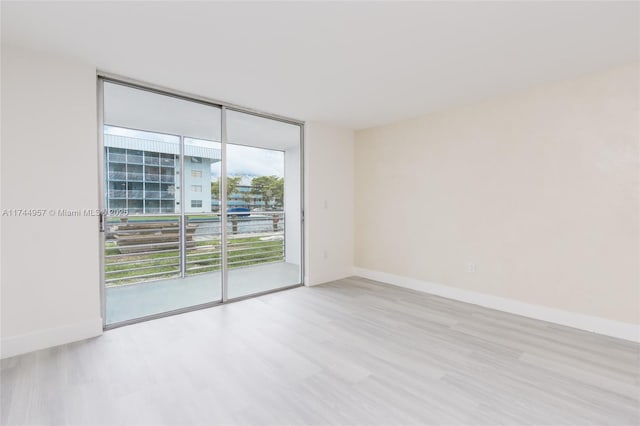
top-left (105, 125), bottom-right (284, 178)
top-left (222, 144), bottom-right (284, 179)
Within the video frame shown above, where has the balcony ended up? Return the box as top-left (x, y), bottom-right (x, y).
top-left (105, 262), bottom-right (296, 324)
top-left (127, 172), bottom-right (144, 181)
top-left (127, 154), bottom-right (144, 164)
top-left (108, 153), bottom-right (127, 163)
top-left (144, 156), bottom-right (160, 166)
top-left (108, 171), bottom-right (127, 181)
top-left (104, 213), bottom-right (285, 285)
top-left (108, 189), bottom-right (127, 199)
top-left (104, 213), bottom-right (292, 324)
top-left (141, 190), bottom-right (175, 199)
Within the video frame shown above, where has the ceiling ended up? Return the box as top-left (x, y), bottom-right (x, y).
top-left (2, 1), bottom-right (638, 130)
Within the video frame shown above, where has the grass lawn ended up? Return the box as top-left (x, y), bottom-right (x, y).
top-left (105, 236), bottom-right (284, 286)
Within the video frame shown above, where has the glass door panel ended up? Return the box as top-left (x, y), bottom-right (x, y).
top-left (101, 80), bottom-right (304, 326)
top-left (184, 137), bottom-right (223, 303)
top-left (102, 81), bottom-right (222, 325)
top-left (225, 110), bottom-right (302, 299)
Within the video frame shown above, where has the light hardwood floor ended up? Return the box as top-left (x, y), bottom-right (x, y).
top-left (2, 277), bottom-right (639, 425)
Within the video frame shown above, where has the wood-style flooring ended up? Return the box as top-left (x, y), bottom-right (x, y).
top-left (1, 277), bottom-right (639, 425)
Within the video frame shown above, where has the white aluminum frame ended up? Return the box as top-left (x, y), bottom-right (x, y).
top-left (97, 74), bottom-right (305, 329)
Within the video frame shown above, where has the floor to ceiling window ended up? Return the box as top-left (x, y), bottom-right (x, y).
top-left (226, 110), bottom-right (302, 299)
top-left (100, 79), bottom-right (303, 327)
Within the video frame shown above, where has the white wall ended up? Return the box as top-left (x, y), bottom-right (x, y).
top-left (1, 45), bottom-right (102, 358)
top-left (355, 64), bottom-right (639, 339)
top-left (0, 46), bottom-right (357, 357)
top-left (304, 123), bottom-right (355, 285)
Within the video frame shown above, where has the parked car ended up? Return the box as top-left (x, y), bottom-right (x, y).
top-left (227, 207), bottom-right (250, 217)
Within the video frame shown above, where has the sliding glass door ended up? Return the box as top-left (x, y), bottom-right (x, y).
top-left (225, 110), bottom-right (302, 298)
top-left (100, 79), bottom-right (303, 327)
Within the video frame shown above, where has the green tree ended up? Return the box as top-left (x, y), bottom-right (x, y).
top-left (251, 176), bottom-right (284, 209)
top-left (211, 176), bottom-right (241, 200)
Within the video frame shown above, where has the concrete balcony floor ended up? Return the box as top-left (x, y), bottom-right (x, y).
top-left (105, 262), bottom-right (301, 325)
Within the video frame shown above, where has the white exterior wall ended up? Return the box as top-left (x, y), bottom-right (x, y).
top-left (183, 158), bottom-right (214, 213)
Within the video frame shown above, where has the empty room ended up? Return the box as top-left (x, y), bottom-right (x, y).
top-left (1, 1), bottom-right (638, 425)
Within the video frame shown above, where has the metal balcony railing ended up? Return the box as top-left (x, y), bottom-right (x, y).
top-left (108, 171), bottom-right (127, 181)
top-left (127, 172), bottom-right (144, 181)
top-left (108, 190), bottom-right (127, 198)
top-left (127, 154), bottom-right (144, 164)
top-left (141, 191), bottom-right (175, 199)
top-left (104, 212), bottom-right (285, 287)
top-left (144, 156), bottom-right (160, 166)
top-left (109, 171), bottom-right (173, 183)
top-left (108, 153), bottom-right (127, 163)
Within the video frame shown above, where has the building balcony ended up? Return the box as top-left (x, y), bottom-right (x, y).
top-left (144, 156), bottom-right (160, 166)
top-left (127, 172), bottom-right (144, 181)
top-left (127, 154), bottom-right (144, 164)
top-left (108, 171), bottom-right (127, 181)
top-left (108, 190), bottom-right (127, 198)
top-left (142, 191), bottom-right (175, 199)
top-left (108, 190), bottom-right (144, 199)
top-left (108, 171), bottom-right (174, 183)
top-left (108, 153), bottom-right (127, 163)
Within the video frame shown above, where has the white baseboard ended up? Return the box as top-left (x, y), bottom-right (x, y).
top-left (306, 270), bottom-right (354, 287)
top-left (1, 318), bottom-right (103, 359)
top-left (353, 267), bottom-right (640, 343)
